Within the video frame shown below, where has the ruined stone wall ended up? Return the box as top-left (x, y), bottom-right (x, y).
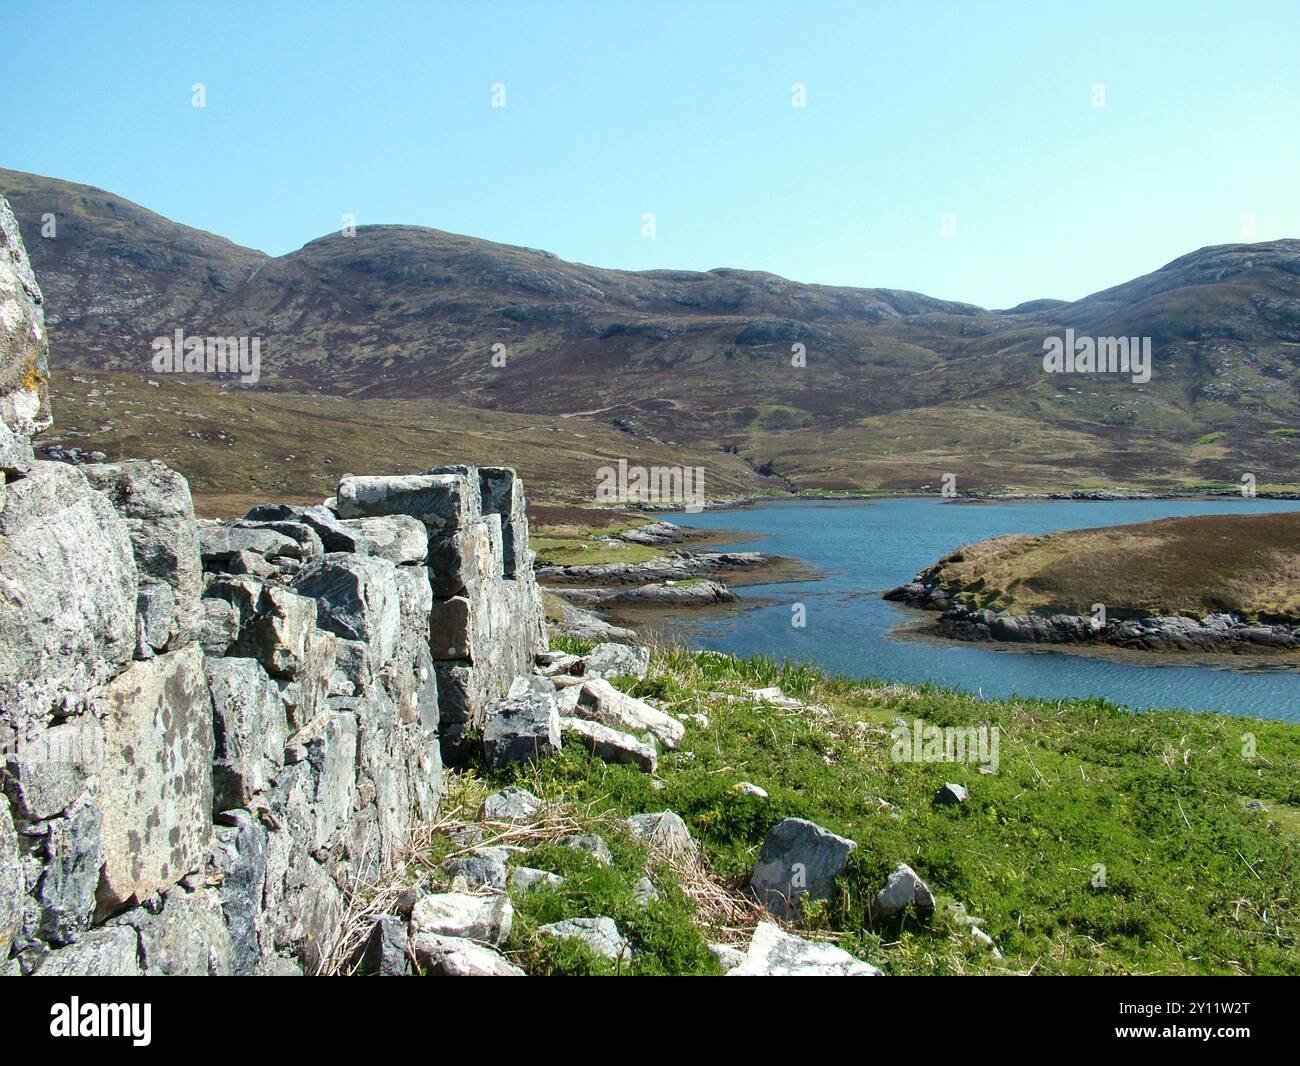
top-left (0, 196), bottom-right (546, 975)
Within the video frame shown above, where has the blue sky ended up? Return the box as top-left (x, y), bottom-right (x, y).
top-left (3, 0), bottom-right (1298, 308)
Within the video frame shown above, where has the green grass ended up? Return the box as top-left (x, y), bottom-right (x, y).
top-left (467, 639), bottom-right (1300, 975)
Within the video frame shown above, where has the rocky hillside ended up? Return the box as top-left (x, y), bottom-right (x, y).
top-left (5, 168), bottom-right (1300, 497)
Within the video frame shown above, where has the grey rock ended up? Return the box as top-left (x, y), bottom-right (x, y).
top-left (0, 461), bottom-right (136, 729)
top-left (207, 657), bottom-right (287, 811)
top-left (340, 515), bottom-right (428, 564)
top-left (627, 810), bottom-right (695, 857)
top-left (727, 922), bottom-right (882, 976)
top-left (336, 472), bottom-right (474, 532)
top-left (98, 645), bottom-right (214, 909)
top-left (409, 891), bottom-right (513, 946)
top-left (556, 834), bottom-right (613, 865)
top-left (252, 955), bottom-right (303, 976)
top-left (442, 852), bottom-right (508, 891)
top-left (581, 642), bottom-right (651, 678)
top-left (874, 863), bottom-right (936, 920)
top-left (210, 809), bottom-right (268, 975)
top-left (510, 867), bottom-right (564, 893)
top-left (508, 674), bottom-right (557, 698)
top-left (198, 596), bottom-right (240, 656)
top-left (559, 716), bottom-right (658, 773)
top-left (709, 942), bottom-right (746, 972)
top-left (34, 925), bottom-right (141, 976)
top-left (934, 782), bottom-right (968, 805)
top-left (298, 504), bottom-right (375, 554)
top-left (33, 803), bottom-right (101, 944)
top-left (0, 795), bottom-right (22, 956)
top-left (1, 715), bottom-right (104, 821)
top-left (633, 877), bottom-right (659, 907)
top-left (539, 917), bottom-right (630, 962)
top-left (479, 786), bottom-right (544, 823)
top-left (111, 887), bottom-right (232, 975)
top-left (80, 459), bottom-right (202, 652)
top-left (482, 692), bottom-right (561, 768)
top-left (575, 677), bottom-right (684, 750)
top-left (353, 914), bottom-right (410, 976)
top-left (294, 553), bottom-right (401, 669)
top-left (411, 932), bottom-right (525, 976)
top-left (200, 524), bottom-right (299, 562)
top-left (749, 817), bottom-right (858, 919)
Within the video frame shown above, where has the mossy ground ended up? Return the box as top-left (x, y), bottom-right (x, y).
top-left (452, 640), bottom-right (1300, 976)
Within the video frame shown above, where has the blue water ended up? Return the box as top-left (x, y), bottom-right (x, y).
top-left (664, 498), bottom-right (1300, 721)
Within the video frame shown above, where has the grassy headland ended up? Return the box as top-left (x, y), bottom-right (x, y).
top-left (916, 511), bottom-right (1300, 622)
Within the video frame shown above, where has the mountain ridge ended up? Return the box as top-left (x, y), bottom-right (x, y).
top-left (5, 166), bottom-right (1300, 500)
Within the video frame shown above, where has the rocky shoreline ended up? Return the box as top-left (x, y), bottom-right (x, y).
top-left (884, 580), bottom-right (1300, 654)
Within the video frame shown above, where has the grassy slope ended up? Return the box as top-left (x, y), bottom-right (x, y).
top-left (457, 642), bottom-right (1300, 976)
top-left (43, 369), bottom-right (766, 516)
top-left (922, 512), bottom-right (1300, 621)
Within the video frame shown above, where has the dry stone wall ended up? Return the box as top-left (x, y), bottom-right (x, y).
top-left (0, 195), bottom-right (547, 976)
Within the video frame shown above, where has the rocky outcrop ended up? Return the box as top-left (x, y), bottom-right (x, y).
top-left (537, 551), bottom-right (775, 586)
top-left (884, 579), bottom-right (1300, 653)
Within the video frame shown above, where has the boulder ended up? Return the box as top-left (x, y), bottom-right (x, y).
top-left (81, 460), bottom-right (203, 653)
top-left (293, 554), bottom-right (401, 670)
top-left (510, 867), bottom-right (564, 893)
top-left (31, 802), bottom-right (101, 945)
top-left (560, 717), bottom-right (657, 773)
top-left (582, 642), bottom-right (651, 679)
top-left (556, 834), bottom-right (613, 865)
top-left (409, 891), bottom-right (513, 946)
top-left (627, 810), bottom-right (695, 858)
top-left (97, 644), bottom-right (214, 910)
top-left (0, 461), bottom-right (137, 730)
top-left (352, 914), bottom-right (411, 976)
top-left (336, 473), bottom-right (474, 532)
top-left (297, 504), bottom-right (375, 554)
top-left (539, 917), bottom-right (630, 962)
top-left (749, 817), bottom-right (858, 919)
top-left (411, 932), bottom-right (524, 976)
top-left (874, 863), bottom-right (936, 920)
top-left (340, 514), bottom-right (429, 565)
top-left (935, 782), bottom-right (969, 805)
top-left (574, 677), bottom-right (684, 750)
top-left (442, 852), bottom-right (509, 891)
top-left (111, 887), bottom-right (233, 975)
top-left (727, 922), bottom-right (882, 976)
top-left (200, 524), bottom-right (300, 562)
top-left (210, 809), bottom-right (268, 975)
top-left (482, 692), bottom-right (561, 768)
top-left (479, 786), bottom-right (544, 823)
top-left (428, 595), bottom-right (474, 660)
top-left (207, 657), bottom-right (287, 811)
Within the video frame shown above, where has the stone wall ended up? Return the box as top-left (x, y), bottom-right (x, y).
top-left (0, 196), bottom-right (546, 975)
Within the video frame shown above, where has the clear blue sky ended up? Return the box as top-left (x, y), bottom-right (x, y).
top-left (3, 0), bottom-right (1298, 308)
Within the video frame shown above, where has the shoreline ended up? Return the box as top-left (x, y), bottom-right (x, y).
top-left (883, 579), bottom-right (1300, 662)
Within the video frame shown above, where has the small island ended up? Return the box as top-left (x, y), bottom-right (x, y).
top-left (885, 512), bottom-right (1300, 654)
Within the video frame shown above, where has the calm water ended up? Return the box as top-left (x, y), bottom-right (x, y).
top-left (663, 498), bottom-right (1300, 721)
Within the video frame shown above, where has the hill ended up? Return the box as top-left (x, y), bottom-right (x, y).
top-left (5, 167), bottom-right (1300, 501)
